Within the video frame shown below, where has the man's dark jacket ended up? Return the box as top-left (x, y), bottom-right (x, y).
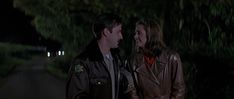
top-left (66, 39), bottom-right (132, 99)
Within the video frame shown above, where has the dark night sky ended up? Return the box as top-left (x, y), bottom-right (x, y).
top-left (0, 0), bottom-right (61, 50)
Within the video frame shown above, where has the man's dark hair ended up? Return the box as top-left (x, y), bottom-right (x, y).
top-left (93, 13), bottom-right (122, 39)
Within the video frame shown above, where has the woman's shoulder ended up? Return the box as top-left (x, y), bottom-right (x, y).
top-left (161, 48), bottom-right (181, 61)
top-left (163, 48), bottom-right (178, 55)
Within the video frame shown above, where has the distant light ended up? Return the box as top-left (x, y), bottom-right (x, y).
top-left (58, 51), bottom-right (61, 56)
top-left (62, 51), bottom-right (65, 55)
top-left (47, 52), bottom-right (50, 57)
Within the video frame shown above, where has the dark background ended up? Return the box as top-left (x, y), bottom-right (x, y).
top-left (0, 0), bottom-right (61, 51)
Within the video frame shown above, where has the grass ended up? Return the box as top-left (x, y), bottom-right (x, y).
top-left (0, 42), bottom-right (42, 79)
top-left (45, 56), bottom-right (69, 79)
top-left (0, 58), bottom-right (27, 77)
top-left (46, 63), bottom-right (67, 79)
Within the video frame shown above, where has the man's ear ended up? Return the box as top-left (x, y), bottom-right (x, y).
top-left (103, 28), bottom-right (110, 36)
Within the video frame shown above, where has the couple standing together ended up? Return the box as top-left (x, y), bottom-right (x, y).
top-left (66, 13), bottom-right (185, 99)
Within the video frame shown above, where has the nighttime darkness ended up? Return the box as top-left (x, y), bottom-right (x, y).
top-left (0, 0), bottom-right (61, 49)
top-left (1, 0), bottom-right (37, 44)
top-left (0, 0), bottom-right (234, 99)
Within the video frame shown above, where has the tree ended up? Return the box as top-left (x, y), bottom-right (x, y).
top-left (13, 0), bottom-right (172, 56)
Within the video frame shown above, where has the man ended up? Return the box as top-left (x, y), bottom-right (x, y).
top-left (66, 13), bottom-right (137, 99)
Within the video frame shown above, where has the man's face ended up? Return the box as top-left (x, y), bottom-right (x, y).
top-left (106, 24), bottom-right (123, 48)
top-left (134, 24), bottom-right (147, 48)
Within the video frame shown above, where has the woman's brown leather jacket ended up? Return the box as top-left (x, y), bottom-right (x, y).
top-left (127, 49), bottom-right (185, 99)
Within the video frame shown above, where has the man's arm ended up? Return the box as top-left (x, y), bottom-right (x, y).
top-left (66, 62), bottom-right (89, 99)
top-left (120, 68), bottom-right (139, 99)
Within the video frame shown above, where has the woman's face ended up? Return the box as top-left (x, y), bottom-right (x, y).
top-left (134, 24), bottom-right (147, 48)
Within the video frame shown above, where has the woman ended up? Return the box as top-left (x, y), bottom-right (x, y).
top-left (127, 19), bottom-right (185, 99)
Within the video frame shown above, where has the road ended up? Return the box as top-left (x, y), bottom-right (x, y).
top-left (0, 56), bottom-right (66, 99)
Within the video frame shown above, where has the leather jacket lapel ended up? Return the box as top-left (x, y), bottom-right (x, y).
top-left (135, 62), bottom-right (160, 85)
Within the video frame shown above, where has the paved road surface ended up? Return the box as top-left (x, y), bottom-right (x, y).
top-left (0, 56), bottom-right (66, 99)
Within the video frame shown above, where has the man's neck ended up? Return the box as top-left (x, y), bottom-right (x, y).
top-left (98, 39), bottom-right (111, 55)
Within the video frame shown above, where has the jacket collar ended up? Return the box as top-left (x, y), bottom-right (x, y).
top-left (80, 38), bottom-right (119, 61)
top-left (133, 52), bottom-right (167, 85)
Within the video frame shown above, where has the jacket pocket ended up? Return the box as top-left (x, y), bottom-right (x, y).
top-left (90, 77), bottom-right (111, 99)
top-left (90, 77), bottom-right (109, 85)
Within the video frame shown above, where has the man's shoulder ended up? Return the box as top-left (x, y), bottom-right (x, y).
top-left (70, 54), bottom-right (90, 73)
top-left (77, 50), bottom-right (90, 60)
top-left (73, 50), bottom-right (92, 64)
